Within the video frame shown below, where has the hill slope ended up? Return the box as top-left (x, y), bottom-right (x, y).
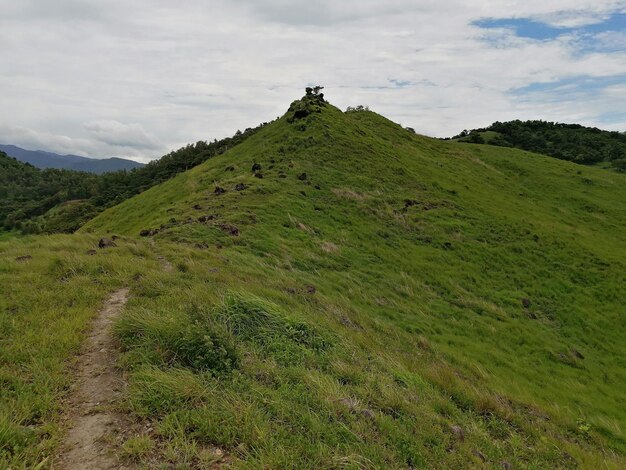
top-left (450, 121), bottom-right (626, 170)
top-left (0, 144), bottom-right (144, 173)
top-left (0, 124), bottom-right (267, 234)
top-left (0, 151), bottom-right (100, 233)
top-left (81, 95), bottom-right (626, 466)
top-left (3, 93), bottom-right (625, 468)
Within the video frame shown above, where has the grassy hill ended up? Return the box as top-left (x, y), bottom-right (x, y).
top-left (450, 121), bottom-right (626, 171)
top-left (0, 123), bottom-right (266, 235)
top-left (2, 93), bottom-right (626, 468)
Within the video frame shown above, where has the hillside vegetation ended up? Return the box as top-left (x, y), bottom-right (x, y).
top-left (0, 123), bottom-right (267, 234)
top-left (0, 152), bottom-right (100, 233)
top-left (451, 120), bottom-right (626, 170)
top-left (2, 93), bottom-right (626, 468)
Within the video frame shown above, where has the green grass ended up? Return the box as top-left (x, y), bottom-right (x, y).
top-left (453, 130), bottom-right (502, 144)
top-left (2, 98), bottom-right (626, 468)
top-left (0, 234), bottom-right (159, 467)
top-left (0, 230), bottom-right (21, 241)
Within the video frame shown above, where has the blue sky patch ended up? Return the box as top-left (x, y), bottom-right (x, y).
top-left (580, 13), bottom-right (626, 35)
top-left (474, 18), bottom-right (566, 40)
top-left (596, 111), bottom-right (626, 125)
top-left (474, 12), bottom-right (626, 42)
top-left (511, 74), bottom-right (626, 97)
top-left (510, 74), bottom-right (626, 126)
top-left (388, 79), bottom-right (412, 88)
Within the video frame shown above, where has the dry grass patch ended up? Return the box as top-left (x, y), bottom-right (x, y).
top-left (320, 241), bottom-right (339, 253)
top-left (331, 187), bottom-right (367, 200)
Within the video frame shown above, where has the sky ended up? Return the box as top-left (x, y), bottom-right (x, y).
top-left (0, 0), bottom-right (625, 163)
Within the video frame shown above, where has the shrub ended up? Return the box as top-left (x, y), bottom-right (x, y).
top-left (611, 158), bottom-right (626, 172)
top-left (346, 105), bottom-right (370, 113)
top-left (116, 309), bottom-right (238, 373)
top-left (467, 132), bottom-right (485, 144)
top-left (287, 87), bottom-right (327, 122)
top-left (218, 294), bottom-right (328, 351)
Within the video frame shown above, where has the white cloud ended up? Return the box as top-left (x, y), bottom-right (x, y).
top-left (0, 0), bottom-right (624, 161)
top-left (0, 123), bottom-right (161, 163)
top-left (84, 120), bottom-right (163, 150)
top-left (592, 30), bottom-right (626, 50)
top-left (0, 125), bottom-right (95, 156)
top-left (604, 84), bottom-right (626, 95)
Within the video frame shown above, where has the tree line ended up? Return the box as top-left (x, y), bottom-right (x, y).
top-left (451, 120), bottom-right (626, 171)
top-left (1, 121), bottom-right (271, 234)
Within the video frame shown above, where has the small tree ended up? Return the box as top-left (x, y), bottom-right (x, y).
top-left (306, 86), bottom-right (324, 96)
top-left (345, 105), bottom-right (370, 113)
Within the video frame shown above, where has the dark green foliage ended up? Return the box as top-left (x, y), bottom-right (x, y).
top-left (612, 158), bottom-right (626, 171)
top-left (287, 87), bottom-right (327, 122)
top-left (466, 132), bottom-right (485, 144)
top-left (116, 309), bottom-right (238, 374)
top-left (166, 324), bottom-right (238, 372)
top-left (218, 293), bottom-right (327, 349)
top-left (452, 120), bottom-right (626, 167)
top-left (39, 200), bottom-right (99, 233)
top-left (0, 121), bottom-right (270, 234)
top-left (0, 151), bottom-right (100, 233)
top-left (92, 123), bottom-right (270, 207)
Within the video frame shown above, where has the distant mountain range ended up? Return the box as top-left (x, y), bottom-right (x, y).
top-left (0, 144), bottom-right (144, 174)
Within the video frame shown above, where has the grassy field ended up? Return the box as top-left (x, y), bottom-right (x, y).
top-left (2, 98), bottom-right (625, 468)
top-left (0, 231), bottom-right (21, 242)
top-left (0, 234), bottom-right (160, 467)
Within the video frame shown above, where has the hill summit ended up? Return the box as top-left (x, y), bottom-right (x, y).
top-left (80, 91), bottom-right (626, 467)
top-left (3, 91), bottom-right (625, 468)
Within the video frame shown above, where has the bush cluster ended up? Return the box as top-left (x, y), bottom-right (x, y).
top-left (452, 120), bottom-right (626, 169)
top-left (0, 121), bottom-right (271, 234)
top-left (286, 86), bottom-right (327, 123)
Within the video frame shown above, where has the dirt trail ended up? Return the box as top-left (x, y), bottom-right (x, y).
top-left (157, 255), bottom-right (173, 272)
top-left (58, 288), bottom-right (131, 470)
top-left (148, 238), bottom-right (173, 272)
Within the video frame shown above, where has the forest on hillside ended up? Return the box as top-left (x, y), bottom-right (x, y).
top-left (0, 122), bottom-right (270, 234)
top-left (452, 120), bottom-right (626, 170)
top-left (0, 153), bottom-right (99, 233)
top-left (4, 114), bottom-right (625, 236)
